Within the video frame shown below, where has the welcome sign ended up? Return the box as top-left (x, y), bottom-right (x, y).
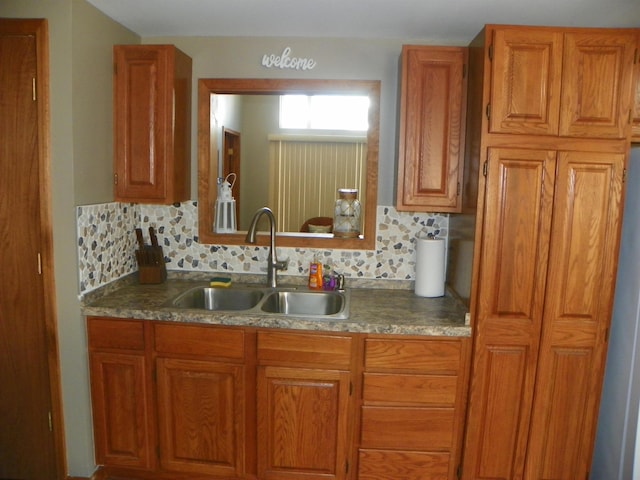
top-left (262, 47), bottom-right (317, 70)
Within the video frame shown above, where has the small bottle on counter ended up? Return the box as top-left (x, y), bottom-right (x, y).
top-left (308, 254), bottom-right (324, 290)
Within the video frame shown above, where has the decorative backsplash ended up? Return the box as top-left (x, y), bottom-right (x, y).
top-left (76, 202), bottom-right (448, 294)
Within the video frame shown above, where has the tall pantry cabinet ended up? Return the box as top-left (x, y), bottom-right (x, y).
top-left (462, 25), bottom-right (636, 479)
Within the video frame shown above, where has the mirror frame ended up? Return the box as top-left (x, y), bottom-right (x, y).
top-left (197, 78), bottom-right (380, 249)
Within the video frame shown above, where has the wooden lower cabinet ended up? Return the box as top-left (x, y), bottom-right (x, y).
top-left (256, 330), bottom-right (356, 480)
top-left (88, 318), bottom-right (470, 480)
top-left (358, 336), bottom-right (471, 480)
top-left (88, 317), bottom-right (155, 471)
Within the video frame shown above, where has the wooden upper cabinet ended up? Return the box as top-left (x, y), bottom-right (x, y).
top-left (632, 30), bottom-right (640, 142)
top-left (488, 26), bottom-right (636, 139)
top-left (396, 45), bottom-right (468, 213)
top-left (489, 28), bottom-right (563, 136)
top-left (114, 45), bottom-right (192, 204)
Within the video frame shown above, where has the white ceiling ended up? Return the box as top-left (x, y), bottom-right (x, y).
top-left (86, 0), bottom-right (640, 44)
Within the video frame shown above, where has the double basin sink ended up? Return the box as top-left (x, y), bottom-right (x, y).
top-left (169, 284), bottom-right (350, 320)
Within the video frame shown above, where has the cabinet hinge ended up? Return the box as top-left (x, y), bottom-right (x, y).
top-left (457, 181), bottom-right (461, 196)
top-left (488, 44), bottom-right (494, 61)
top-left (114, 173), bottom-right (118, 185)
top-left (623, 168), bottom-right (627, 183)
top-left (48, 411), bottom-right (53, 432)
top-left (349, 381), bottom-right (353, 396)
top-left (456, 463), bottom-right (462, 479)
top-left (345, 460), bottom-right (349, 474)
top-left (486, 103), bottom-right (491, 119)
top-left (483, 161), bottom-right (488, 177)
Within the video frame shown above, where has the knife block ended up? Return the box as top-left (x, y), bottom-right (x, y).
top-left (136, 246), bottom-right (167, 284)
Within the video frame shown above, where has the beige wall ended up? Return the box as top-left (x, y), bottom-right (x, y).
top-left (0, 0), bottom-right (138, 476)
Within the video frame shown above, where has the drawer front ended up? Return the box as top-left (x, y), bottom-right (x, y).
top-left (154, 323), bottom-right (245, 360)
top-left (363, 373), bottom-right (457, 406)
top-left (361, 406), bottom-right (454, 450)
top-left (257, 330), bottom-right (352, 368)
top-left (88, 317), bottom-right (145, 351)
top-left (358, 449), bottom-right (450, 480)
top-left (365, 338), bottom-right (461, 372)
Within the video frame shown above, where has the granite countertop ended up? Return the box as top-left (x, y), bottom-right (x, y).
top-left (81, 273), bottom-right (471, 337)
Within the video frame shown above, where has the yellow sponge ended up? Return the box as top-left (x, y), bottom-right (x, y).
top-left (210, 276), bottom-right (232, 288)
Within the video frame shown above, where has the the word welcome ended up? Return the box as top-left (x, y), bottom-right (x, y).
top-left (261, 47), bottom-right (317, 71)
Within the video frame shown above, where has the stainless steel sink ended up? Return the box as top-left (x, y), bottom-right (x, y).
top-left (171, 286), bottom-right (265, 311)
top-left (261, 290), bottom-right (345, 316)
top-left (168, 284), bottom-right (350, 319)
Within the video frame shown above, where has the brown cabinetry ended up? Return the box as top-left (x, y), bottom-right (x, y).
top-left (462, 24), bottom-right (631, 480)
top-left (396, 46), bottom-right (468, 213)
top-left (488, 26), bottom-right (636, 139)
top-left (632, 30), bottom-right (640, 142)
top-left (256, 331), bottom-right (355, 480)
top-left (358, 337), bottom-right (470, 480)
top-left (154, 323), bottom-right (249, 477)
top-left (114, 44), bottom-right (192, 204)
top-left (87, 317), bottom-right (155, 471)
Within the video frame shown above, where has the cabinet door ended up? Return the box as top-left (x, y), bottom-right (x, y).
top-left (524, 151), bottom-right (626, 479)
top-left (462, 148), bottom-right (556, 480)
top-left (89, 351), bottom-right (154, 470)
top-left (156, 357), bottom-right (245, 477)
top-left (560, 31), bottom-right (636, 138)
top-left (397, 46), bottom-right (467, 212)
top-left (114, 45), bottom-right (191, 203)
top-left (632, 30), bottom-right (640, 142)
top-left (257, 366), bottom-right (351, 480)
top-left (489, 27), bottom-right (563, 135)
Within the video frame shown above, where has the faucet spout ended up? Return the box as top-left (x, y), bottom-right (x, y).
top-left (245, 207), bottom-right (288, 288)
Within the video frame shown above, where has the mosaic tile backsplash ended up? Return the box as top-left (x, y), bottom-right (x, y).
top-left (77, 202), bottom-right (448, 294)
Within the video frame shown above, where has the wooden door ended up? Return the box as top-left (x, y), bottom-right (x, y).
top-left (524, 151), bottom-right (626, 479)
top-left (462, 147), bottom-right (557, 480)
top-left (632, 30), bottom-right (640, 142)
top-left (114, 45), bottom-right (170, 201)
top-left (559, 31), bottom-right (636, 139)
top-left (396, 46), bottom-right (468, 212)
top-left (0, 19), bottom-right (62, 479)
top-left (223, 128), bottom-right (241, 222)
top-left (89, 351), bottom-right (154, 470)
top-left (489, 27), bottom-right (563, 136)
top-left (156, 357), bottom-right (246, 477)
top-left (257, 366), bottom-right (351, 480)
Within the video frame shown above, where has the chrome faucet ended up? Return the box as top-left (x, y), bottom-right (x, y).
top-left (245, 207), bottom-right (288, 288)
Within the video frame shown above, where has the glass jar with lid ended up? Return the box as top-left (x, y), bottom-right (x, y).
top-left (333, 188), bottom-right (361, 238)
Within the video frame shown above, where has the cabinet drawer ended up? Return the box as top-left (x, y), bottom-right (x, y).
top-left (361, 406), bottom-right (454, 450)
top-left (363, 373), bottom-right (457, 406)
top-left (358, 449), bottom-right (450, 480)
top-left (257, 331), bottom-right (352, 368)
top-left (87, 317), bottom-right (145, 351)
top-left (365, 338), bottom-right (461, 372)
top-left (154, 323), bottom-right (244, 360)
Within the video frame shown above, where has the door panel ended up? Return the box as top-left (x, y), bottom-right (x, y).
top-left (489, 27), bottom-right (563, 135)
top-left (463, 147), bottom-right (556, 479)
top-left (560, 32), bottom-right (636, 138)
top-left (257, 366), bottom-right (350, 480)
top-left (525, 151), bottom-right (626, 479)
top-left (0, 19), bottom-right (59, 480)
top-left (156, 357), bottom-right (245, 477)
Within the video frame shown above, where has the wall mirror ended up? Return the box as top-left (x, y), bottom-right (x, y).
top-left (198, 78), bottom-right (380, 249)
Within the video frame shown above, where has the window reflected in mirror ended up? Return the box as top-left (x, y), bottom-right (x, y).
top-left (198, 79), bottom-right (380, 250)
